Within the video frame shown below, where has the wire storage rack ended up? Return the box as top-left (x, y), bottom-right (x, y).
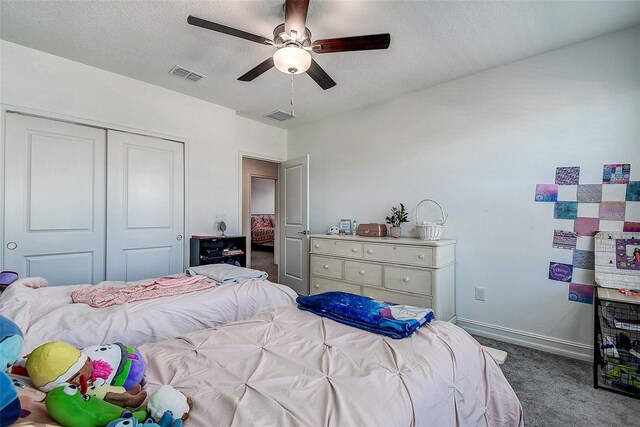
top-left (594, 291), bottom-right (640, 397)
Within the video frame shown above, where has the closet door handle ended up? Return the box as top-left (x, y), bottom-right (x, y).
top-left (359, 270), bottom-right (366, 276)
top-left (402, 277), bottom-right (410, 283)
top-left (418, 254), bottom-right (425, 259)
top-left (176, 235), bottom-right (183, 241)
top-left (6, 242), bottom-right (17, 250)
top-left (367, 249), bottom-right (373, 254)
top-left (323, 265), bottom-right (329, 269)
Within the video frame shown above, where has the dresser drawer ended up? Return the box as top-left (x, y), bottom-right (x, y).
top-left (310, 255), bottom-right (343, 279)
top-left (311, 277), bottom-right (361, 295)
top-left (363, 243), bottom-right (433, 267)
top-left (363, 287), bottom-right (433, 309)
top-left (344, 260), bottom-right (382, 287)
top-left (311, 238), bottom-right (363, 259)
top-left (384, 266), bottom-right (432, 296)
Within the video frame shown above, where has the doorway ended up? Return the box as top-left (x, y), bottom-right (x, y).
top-left (241, 158), bottom-right (279, 282)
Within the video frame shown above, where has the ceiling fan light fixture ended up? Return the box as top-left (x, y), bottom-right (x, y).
top-left (273, 45), bottom-right (311, 74)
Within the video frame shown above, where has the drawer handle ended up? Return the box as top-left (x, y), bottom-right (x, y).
top-left (314, 284), bottom-right (320, 289)
top-left (315, 244), bottom-right (320, 248)
top-left (351, 247), bottom-right (358, 252)
top-left (359, 270), bottom-right (366, 275)
top-left (323, 265), bottom-right (329, 269)
top-left (367, 249), bottom-right (373, 254)
top-left (402, 277), bottom-right (410, 283)
top-left (418, 254), bottom-right (425, 259)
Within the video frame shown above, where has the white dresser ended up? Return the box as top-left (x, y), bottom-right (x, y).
top-left (309, 234), bottom-right (456, 321)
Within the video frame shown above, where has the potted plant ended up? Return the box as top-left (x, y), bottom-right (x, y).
top-left (385, 203), bottom-right (409, 238)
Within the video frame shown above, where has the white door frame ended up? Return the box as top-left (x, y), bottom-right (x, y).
top-left (0, 104), bottom-right (191, 271)
top-left (238, 151), bottom-right (285, 268)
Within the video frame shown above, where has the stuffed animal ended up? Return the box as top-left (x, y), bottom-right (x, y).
top-left (82, 343), bottom-right (145, 390)
top-left (147, 385), bottom-right (192, 422)
top-left (26, 341), bottom-right (93, 392)
top-left (45, 383), bottom-right (147, 427)
top-left (86, 382), bottom-right (147, 408)
top-left (0, 315), bottom-right (24, 372)
top-left (106, 411), bottom-right (182, 427)
top-left (0, 372), bottom-right (21, 426)
top-left (26, 340), bottom-right (146, 408)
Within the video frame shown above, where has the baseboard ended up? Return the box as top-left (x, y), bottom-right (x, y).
top-left (457, 317), bottom-right (593, 362)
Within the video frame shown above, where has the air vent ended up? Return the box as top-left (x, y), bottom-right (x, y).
top-left (169, 65), bottom-right (206, 82)
top-left (266, 110), bottom-right (295, 121)
top-left (185, 72), bottom-right (204, 82)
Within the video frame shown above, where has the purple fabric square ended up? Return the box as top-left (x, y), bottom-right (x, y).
top-left (574, 217), bottom-right (600, 237)
top-left (556, 167), bottom-right (580, 185)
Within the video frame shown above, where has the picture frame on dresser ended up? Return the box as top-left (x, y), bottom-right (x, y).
top-left (309, 234), bottom-right (456, 322)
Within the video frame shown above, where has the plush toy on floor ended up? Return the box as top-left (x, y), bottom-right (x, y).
top-left (45, 383), bottom-right (147, 427)
top-left (147, 385), bottom-right (193, 422)
top-left (26, 340), bottom-right (146, 407)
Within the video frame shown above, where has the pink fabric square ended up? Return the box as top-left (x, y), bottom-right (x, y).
top-left (574, 217), bottom-right (600, 237)
top-left (599, 202), bottom-right (625, 221)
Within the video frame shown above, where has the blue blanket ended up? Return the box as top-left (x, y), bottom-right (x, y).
top-left (296, 292), bottom-right (434, 339)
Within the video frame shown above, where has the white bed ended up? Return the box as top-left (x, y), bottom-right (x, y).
top-left (140, 305), bottom-right (524, 426)
top-left (0, 276), bottom-right (297, 353)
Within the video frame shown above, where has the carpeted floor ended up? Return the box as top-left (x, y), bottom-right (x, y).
top-left (251, 247), bottom-right (278, 282)
top-left (473, 335), bottom-right (640, 426)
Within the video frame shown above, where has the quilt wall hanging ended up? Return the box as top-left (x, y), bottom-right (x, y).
top-left (535, 164), bottom-right (640, 304)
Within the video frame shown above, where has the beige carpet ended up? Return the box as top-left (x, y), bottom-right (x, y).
top-left (251, 248), bottom-right (278, 283)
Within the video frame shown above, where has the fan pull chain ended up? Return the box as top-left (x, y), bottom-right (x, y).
top-left (290, 74), bottom-right (295, 117)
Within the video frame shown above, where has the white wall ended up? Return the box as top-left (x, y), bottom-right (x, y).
top-left (251, 177), bottom-right (276, 214)
top-left (288, 26), bottom-right (640, 359)
top-left (236, 115), bottom-right (287, 161)
top-left (0, 41), bottom-right (286, 267)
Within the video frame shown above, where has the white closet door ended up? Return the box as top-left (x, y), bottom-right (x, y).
top-left (4, 113), bottom-right (106, 285)
top-left (106, 130), bottom-right (184, 281)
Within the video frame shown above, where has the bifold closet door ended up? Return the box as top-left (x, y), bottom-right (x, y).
top-left (4, 113), bottom-right (106, 285)
top-left (106, 130), bottom-right (185, 281)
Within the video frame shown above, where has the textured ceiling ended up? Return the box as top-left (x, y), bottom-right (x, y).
top-left (2, 1), bottom-right (640, 129)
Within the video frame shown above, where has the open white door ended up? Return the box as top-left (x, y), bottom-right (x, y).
top-left (106, 130), bottom-right (185, 281)
top-left (279, 155), bottom-right (309, 295)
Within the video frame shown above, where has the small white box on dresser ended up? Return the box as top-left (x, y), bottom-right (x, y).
top-left (309, 234), bottom-right (456, 322)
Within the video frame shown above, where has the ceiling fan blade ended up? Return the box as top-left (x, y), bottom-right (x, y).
top-left (284, 0), bottom-right (310, 39)
top-left (312, 33), bottom-right (390, 54)
top-left (306, 59), bottom-right (336, 90)
top-left (188, 15), bottom-right (272, 45)
top-left (238, 57), bottom-right (275, 81)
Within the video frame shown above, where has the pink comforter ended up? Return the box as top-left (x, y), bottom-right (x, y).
top-left (71, 274), bottom-right (213, 307)
top-left (0, 278), bottom-right (297, 352)
top-left (141, 305), bottom-right (524, 426)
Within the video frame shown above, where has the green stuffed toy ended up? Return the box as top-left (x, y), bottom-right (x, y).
top-left (45, 383), bottom-right (147, 427)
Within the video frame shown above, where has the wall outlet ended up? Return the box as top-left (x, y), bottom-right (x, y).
top-left (475, 286), bottom-right (485, 301)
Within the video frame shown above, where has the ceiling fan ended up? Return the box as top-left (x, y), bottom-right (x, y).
top-left (187, 0), bottom-right (391, 90)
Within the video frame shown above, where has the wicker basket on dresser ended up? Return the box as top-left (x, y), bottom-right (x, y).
top-left (309, 234), bottom-right (456, 322)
